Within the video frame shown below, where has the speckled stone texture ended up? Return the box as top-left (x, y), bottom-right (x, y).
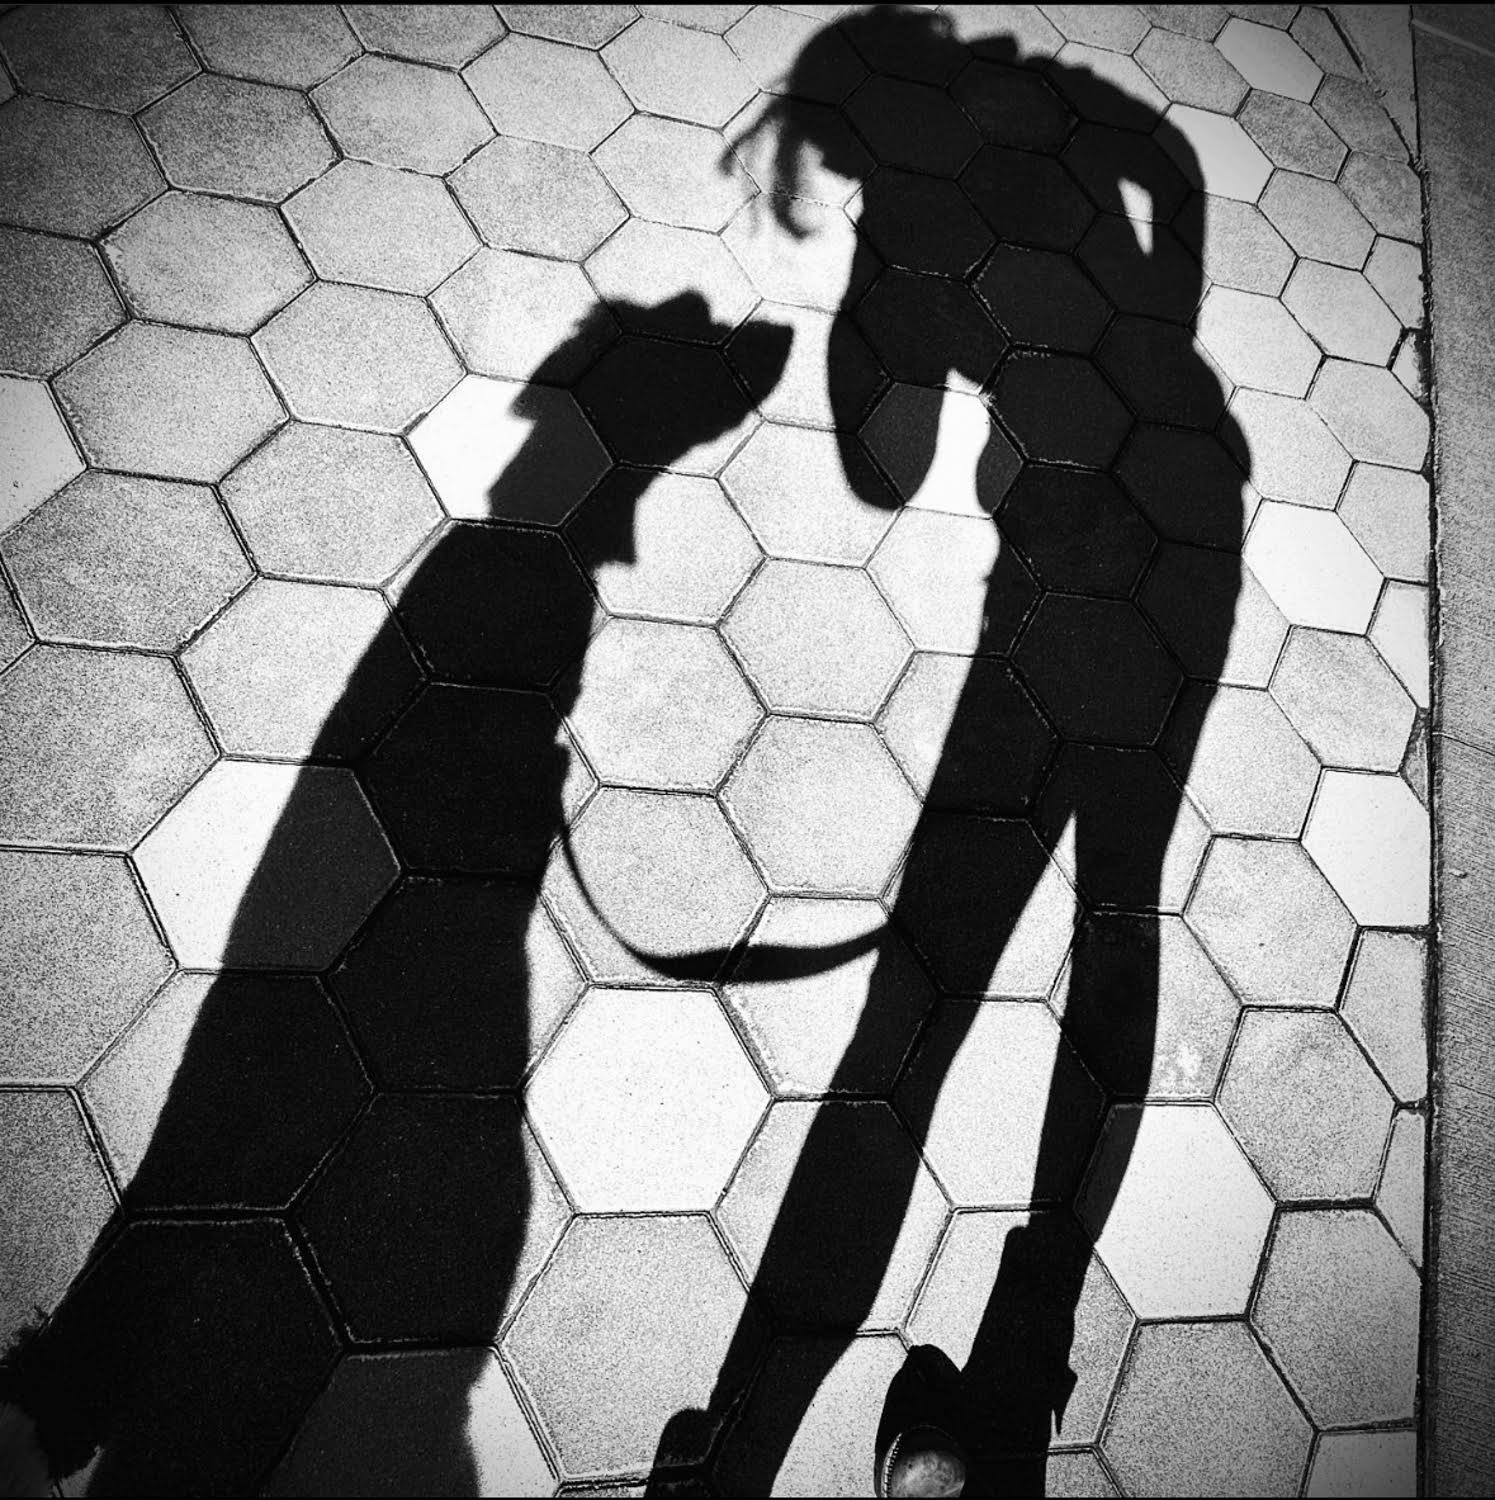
top-left (0, 4), bottom-right (1430, 1494)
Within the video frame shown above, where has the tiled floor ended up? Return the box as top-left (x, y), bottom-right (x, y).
top-left (0, 5), bottom-right (1429, 1497)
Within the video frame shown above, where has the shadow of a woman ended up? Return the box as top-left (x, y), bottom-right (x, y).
top-left (1, 294), bottom-right (790, 1495)
top-left (647, 9), bottom-right (1249, 1495)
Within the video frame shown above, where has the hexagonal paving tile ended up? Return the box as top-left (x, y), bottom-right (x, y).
top-left (1240, 90), bottom-right (1348, 179)
top-left (432, 247), bottom-right (616, 383)
top-left (0, 848), bottom-right (172, 1081)
top-left (182, 578), bottom-right (419, 760)
top-left (222, 421), bottom-right (442, 585)
top-left (0, 96), bottom-right (164, 238)
top-left (1196, 285), bottom-right (1320, 396)
top-left (847, 75), bottom-right (982, 177)
top-left (725, 5), bottom-right (867, 101)
top-left (718, 1334), bottom-right (907, 1497)
top-left (254, 282), bottom-right (461, 432)
top-left (497, 4), bottom-right (635, 48)
top-left (543, 785), bottom-right (765, 984)
top-left (285, 160), bottom-right (478, 295)
top-left (104, 190), bottom-right (311, 333)
top-left (1056, 912), bottom-right (1240, 1100)
top-left (564, 617), bottom-right (761, 789)
top-left (899, 1001), bottom-right (1101, 1207)
top-left (995, 352), bottom-right (1131, 468)
top-left (1199, 196), bottom-right (1295, 294)
top-left (1261, 171), bottom-right (1375, 268)
top-left (0, 376), bottom-right (83, 532)
top-left (1342, 152), bottom-right (1422, 242)
top-left (1135, 27), bottom-right (1249, 112)
top-left (453, 135), bottom-right (626, 257)
top-left (296, 1094), bottom-right (569, 1342)
top-left (605, 16), bottom-right (756, 127)
top-left (723, 195), bottom-right (864, 312)
top-left (56, 323), bottom-right (283, 483)
top-left (0, 1090), bottom-right (112, 1337)
top-left (1139, 546), bottom-right (1289, 689)
top-left (1366, 236), bottom-right (1425, 328)
top-left (568, 471), bottom-right (760, 624)
top-left (0, 645), bottom-right (213, 849)
top-left (136, 760), bottom-right (398, 968)
top-left (1016, 596), bottom-right (1181, 748)
top-left (1271, 627), bottom-right (1416, 770)
top-left (1162, 683), bottom-right (1318, 837)
top-left (268, 1349), bottom-right (554, 1497)
top-left (723, 716), bottom-right (919, 895)
top-left (975, 243), bottom-right (1111, 354)
top-left (2, 471), bottom-right (250, 651)
top-left (330, 876), bottom-right (582, 1091)
top-left (175, 3), bottom-right (359, 88)
top-left (1102, 1321), bottom-right (1312, 1496)
top-left (726, 302), bottom-right (883, 433)
top-left (998, 466), bottom-right (1154, 596)
top-left (312, 54), bottom-right (492, 174)
top-left (138, 73), bottom-right (334, 203)
top-left (723, 559), bottom-right (908, 719)
top-left (907, 1209), bottom-right (1133, 1447)
top-left (1371, 581), bottom-right (1430, 708)
top-left (1077, 216), bottom-right (1202, 325)
top-left (0, 3), bottom-right (196, 111)
top-left (1253, 1208), bottom-right (1420, 1426)
top-left (409, 374), bottom-right (609, 525)
top-left (1311, 359), bottom-right (1430, 471)
top-left (586, 219), bottom-right (756, 337)
top-left (0, 226), bottom-right (122, 378)
top-left (1187, 837), bottom-right (1356, 1006)
top-left (1306, 1430), bottom-right (1417, 1500)
top-left (723, 896), bottom-right (932, 1096)
top-left (895, 813), bottom-right (1077, 993)
top-left (722, 423), bottom-right (896, 565)
top-left (868, 509), bottom-right (1007, 655)
top-left (1318, 73), bottom-right (1408, 157)
top-left (529, 985), bottom-right (765, 1210)
top-left (506, 1215), bottom-right (763, 1477)
top-left (345, 3), bottom-right (504, 65)
top-left (1160, 105), bottom-right (1272, 202)
top-left (466, 33), bottom-right (630, 151)
top-left (1217, 16), bottom-right (1322, 99)
top-left (719, 1099), bottom-right (947, 1328)
top-left (593, 114), bottom-right (753, 232)
top-left (1305, 770), bottom-right (1429, 926)
top-left (1227, 387), bottom-right (1350, 508)
top-left (1220, 1010), bottom-right (1395, 1201)
top-left (1283, 260), bottom-right (1401, 366)
top-left (1098, 315), bottom-right (1229, 430)
top-left (83, 971), bottom-right (368, 1208)
top-left (1037, 743), bottom-right (1212, 914)
top-left (1244, 501), bottom-right (1381, 630)
top-left (1343, 931), bottom-right (1427, 1104)
top-left (1379, 1109), bottom-right (1425, 1267)
top-left (1079, 1103), bottom-right (1274, 1318)
top-left (877, 654), bottom-right (1054, 814)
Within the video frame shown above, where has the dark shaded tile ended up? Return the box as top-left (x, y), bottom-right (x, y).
top-left (1016, 596), bottom-right (1180, 746)
top-left (84, 973), bottom-right (368, 1209)
top-left (27, 1219), bottom-right (339, 1493)
top-left (997, 465), bottom-right (1154, 596)
top-left (1098, 316), bottom-right (1227, 428)
top-left (1049, 44), bottom-right (1167, 129)
top-left (726, 6), bottom-right (866, 103)
top-left (330, 877), bottom-right (582, 1090)
top-left (298, 1094), bottom-right (569, 1341)
top-left (854, 270), bottom-right (1005, 388)
top-left (1063, 124), bottom-right (1190, 220)
top-left (1115, 424), bottom-right (1249, 550)
top-left (1077, 216), bottom-right (1202, 324)
top-left (960, 146), bottom-right (1095, 251)
top-left (994, 352), bottom-right (1131, 467)
top-left (857, 169), bottom-right (994, 278)
top-left (878, 654), bottom-right (1055, 813)
top-left (951, 59), bottom-right (1074, 151)
top-left (975, 244), bottom-right (1111, 352)
top-left (846, 74), bottom-right (981, 176)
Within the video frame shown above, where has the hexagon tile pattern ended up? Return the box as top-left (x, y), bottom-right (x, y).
top-left (0, 4), bottom-right (1429, 1495)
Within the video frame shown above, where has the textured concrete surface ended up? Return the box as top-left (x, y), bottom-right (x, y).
top-left (0, 5), bottom-right (1437, 1495)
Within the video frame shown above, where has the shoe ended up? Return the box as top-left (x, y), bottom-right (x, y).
top-left (877, 1422), bottom-right (967, 1498)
